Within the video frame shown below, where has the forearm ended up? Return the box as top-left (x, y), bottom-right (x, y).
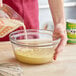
top-left (48, 0), bottom-right (65, 26)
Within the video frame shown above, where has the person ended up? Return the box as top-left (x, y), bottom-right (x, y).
top-left (0, 0), bottom-right (67, 60)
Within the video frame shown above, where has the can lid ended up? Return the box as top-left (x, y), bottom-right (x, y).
top-left (66, 19), bottom-right (76, 24)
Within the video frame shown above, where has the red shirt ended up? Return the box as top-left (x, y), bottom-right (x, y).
top-left (1, 0), bottom-right (39, 41)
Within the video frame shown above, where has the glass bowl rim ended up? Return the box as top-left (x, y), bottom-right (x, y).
top-left (9, 29), bottom-right (60, 47)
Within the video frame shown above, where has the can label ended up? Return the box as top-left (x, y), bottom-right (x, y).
top-left (66, 19), bottom-right (76, 43)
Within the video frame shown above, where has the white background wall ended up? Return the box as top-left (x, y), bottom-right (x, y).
top-left (38, 0), bottom-right (76, 29)
top-left (38, 0), bottom-right (52, 29)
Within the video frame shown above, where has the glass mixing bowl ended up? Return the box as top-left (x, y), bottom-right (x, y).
top-left (9, 29), bottom-right (60, 64)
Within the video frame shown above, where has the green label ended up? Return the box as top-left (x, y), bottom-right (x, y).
top-left (66, 21), bottom-right (76, 43)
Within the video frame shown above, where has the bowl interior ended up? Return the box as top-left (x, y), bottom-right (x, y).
top-left (9, 29), bottom-right (60, 64)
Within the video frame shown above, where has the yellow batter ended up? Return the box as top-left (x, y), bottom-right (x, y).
top-left (14, 47), bottom-right (55, 64)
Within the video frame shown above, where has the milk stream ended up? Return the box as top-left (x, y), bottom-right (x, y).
top-left (22, 24), bottom-right (28, 39)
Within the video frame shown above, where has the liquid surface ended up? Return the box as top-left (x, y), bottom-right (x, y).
top-left (15, 47), bottom-right (55, 64)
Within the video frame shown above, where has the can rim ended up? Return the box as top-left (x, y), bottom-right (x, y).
top-left (66, 19), bottom-right (76, 24)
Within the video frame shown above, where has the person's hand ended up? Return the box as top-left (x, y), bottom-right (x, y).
top-left (0, 0), bottom-right (2, 7)
top-left (53, 23), bottom-right (67, 60)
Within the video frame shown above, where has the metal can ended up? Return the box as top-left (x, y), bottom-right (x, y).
top-left (66, 19), bottom-right (76, 43)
